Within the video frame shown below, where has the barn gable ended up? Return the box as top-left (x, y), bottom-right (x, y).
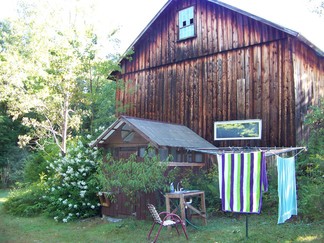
top-left (123, 0), bottom-right (323, 59)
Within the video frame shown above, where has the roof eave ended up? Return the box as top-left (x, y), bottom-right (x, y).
top-left (212, 0), bottom-right (324, 57)
top-left (116, 0), bottom-right (173, 65)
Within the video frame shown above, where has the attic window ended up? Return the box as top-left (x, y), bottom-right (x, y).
top-left (178, 6), bottom-right (195, 40)
top-left (121, 124), bottom-right (135, 142)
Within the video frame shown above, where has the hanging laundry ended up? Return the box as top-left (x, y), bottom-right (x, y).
top-left (277, 156), bottom-right (297, 224)
top-left (217, 151), bottom-right (268, 214)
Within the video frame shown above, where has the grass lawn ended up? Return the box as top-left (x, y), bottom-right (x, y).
top-left (0, 189), bottom-right (323, 242)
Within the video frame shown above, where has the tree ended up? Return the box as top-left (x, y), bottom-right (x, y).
top-left (0, 102), bottom-right (29, 187)
top-left (0, 0), bottom-right (120, 156)
top-left (308, 0), bottom-right (324, 16)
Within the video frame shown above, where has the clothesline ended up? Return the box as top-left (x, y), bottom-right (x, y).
top-left (186, 146), bottom-right (306, 157)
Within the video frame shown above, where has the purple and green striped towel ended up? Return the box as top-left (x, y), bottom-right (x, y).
top-left (217, 152), bottom-right (268, 214)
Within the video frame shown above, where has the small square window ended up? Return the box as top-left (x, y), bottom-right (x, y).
top-left (179, 6), bottom-right (195, 40)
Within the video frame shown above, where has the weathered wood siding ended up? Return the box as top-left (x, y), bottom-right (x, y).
top-left (116, 0), bottom-right (324, 147)
top-left (292, 40), bottom-right (324, 143)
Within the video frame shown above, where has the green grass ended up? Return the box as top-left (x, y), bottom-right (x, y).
top-left (0, 189), bottom-right (323, 242)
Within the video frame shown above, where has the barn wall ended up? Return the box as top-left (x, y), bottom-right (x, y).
top-left (118, 39), bottom-right (297, 147)
top-left (292, 39), bottom-right (324, 143)
top-left (116, 0), bottom-right (323, 147)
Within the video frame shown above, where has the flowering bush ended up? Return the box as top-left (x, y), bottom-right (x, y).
top-left (44, 137), bottom-right (102, 222)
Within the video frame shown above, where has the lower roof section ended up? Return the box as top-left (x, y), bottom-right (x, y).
top-left (90, 116), bottom-right (217, 150)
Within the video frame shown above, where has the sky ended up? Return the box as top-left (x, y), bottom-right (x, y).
top-left (0, 0), bottom-right (323, 54)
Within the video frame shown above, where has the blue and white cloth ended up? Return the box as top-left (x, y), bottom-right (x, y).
top-left (277, 156), bottom-right (297, 224)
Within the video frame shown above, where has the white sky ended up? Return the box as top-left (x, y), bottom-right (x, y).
top-left (0, 0), bottom-right (323, 53)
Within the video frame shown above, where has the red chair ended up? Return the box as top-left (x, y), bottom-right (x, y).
top-left (147, 204), bottom-right (188, 242)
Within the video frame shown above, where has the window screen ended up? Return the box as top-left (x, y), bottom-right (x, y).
top-left (179, 6), bottom-right (195, 40)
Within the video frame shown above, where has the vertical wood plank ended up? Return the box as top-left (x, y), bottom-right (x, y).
top-left (261, 44), bottom-right (270, 146)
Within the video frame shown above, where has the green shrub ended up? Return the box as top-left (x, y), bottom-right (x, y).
top-left (4, 135), bottom-right (103, 222)
top-left (296, 99), bottom-right (324, 221)
top-left (261, 163), bottom-right (278, 214)
top-left (178, 166), bottom-right (221, 214)
top-left (98, 148), bottom-right (173, 204)
top-left (3, 180), bottom-right (47, 216)
top-left (297, 176), bottom-right (324, 221)
top-left (44, 137), bottom-right (101, 223)
top-left (24, 144), bottom-right (59, 183)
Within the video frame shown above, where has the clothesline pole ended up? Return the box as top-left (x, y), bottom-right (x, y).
top-left (246, 215), bottom-right (248, 239)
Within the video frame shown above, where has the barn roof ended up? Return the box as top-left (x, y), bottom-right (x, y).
top-left (124, 0), bottom-right (323, 57)
top-left (90, 116), bottom-right (217, 150)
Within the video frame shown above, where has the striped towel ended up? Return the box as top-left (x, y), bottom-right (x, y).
top-left (217, 152), bottom-right (268, 214)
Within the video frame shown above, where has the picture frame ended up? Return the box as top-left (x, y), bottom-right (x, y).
top-left (214, 119), bottom-right (262, 140)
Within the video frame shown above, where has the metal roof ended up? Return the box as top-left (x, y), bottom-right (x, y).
top-left (90, 116), bottom-right (217, 149)
top-left (121, 0), bottom-right (323, 58)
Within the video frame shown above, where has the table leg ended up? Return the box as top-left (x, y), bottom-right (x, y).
top-left (165, 195), bottom-right (171, 230)
top-left (166, 195), bottom-right (170, 213)
top-left (201, 192), bottom-right (207, 225)
top-left (179, 194), bottom-right (186, 229)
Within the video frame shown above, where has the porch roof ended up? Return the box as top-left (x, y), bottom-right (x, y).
top-left (90, 116), bottom-right (217, 150)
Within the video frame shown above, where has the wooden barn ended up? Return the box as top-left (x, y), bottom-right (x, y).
top-left (94, 0), bottom-right (324, 219)
top-left (114, 0), bottom-right (324, 148)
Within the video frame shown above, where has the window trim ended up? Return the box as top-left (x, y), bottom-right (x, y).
top-left (178, 5), bottom-right (196, 41)
top-left (214, 119), bottom-right (262, 140)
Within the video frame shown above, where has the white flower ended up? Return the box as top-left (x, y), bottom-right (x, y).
top-left (68, 204), bottom-right (72, 208)
top-left (63, 218), bottom-right (68, 223)
top-left (91, 205), bottom-right (95, 209)
top-left (86, 134), bottom-right (92, 139)
top-left (54, 216), bottom-right (58, 221)
top-left (80, 190), bottom-right (86, 198)
top-left (74, 204), bottom-right (78, 208)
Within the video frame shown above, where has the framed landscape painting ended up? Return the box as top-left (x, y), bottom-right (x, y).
top-left (214, 119), bottom-right (262, 140)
